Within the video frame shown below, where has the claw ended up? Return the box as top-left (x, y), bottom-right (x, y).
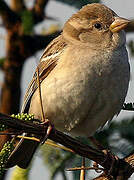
top-left (93, 162), bottom-right (103, 173)
top-left (88, 137), bottom-right (118, 176)
top-left (102, 149), bottom-right (119, 175)
top-left (40, 119), bottom-right (53, 144)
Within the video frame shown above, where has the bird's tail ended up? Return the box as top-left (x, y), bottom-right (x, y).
top-left (6, 137), bottom-right (40, 169)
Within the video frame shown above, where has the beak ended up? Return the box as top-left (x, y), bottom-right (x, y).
top-left (109, 17), bottom-right (130, 33)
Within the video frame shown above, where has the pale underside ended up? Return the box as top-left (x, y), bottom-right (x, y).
top-left (22, 35), bottom-right (130, 137)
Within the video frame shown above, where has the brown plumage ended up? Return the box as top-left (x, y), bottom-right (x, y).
top-left (6, 3), bottom-right (130, 169)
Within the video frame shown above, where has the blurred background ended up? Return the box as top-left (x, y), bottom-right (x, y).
top-left (0, 0), bottom-right (134, 179)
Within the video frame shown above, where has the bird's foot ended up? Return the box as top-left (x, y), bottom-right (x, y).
top-left (102, 149), bottom-right (118, 175)
top-left (89, 137), bottom-right (118, 176)
top-left (40, 119), bottom-right (53, 144)
top-left (93, 162), bottom-right (104, 173)
top-left (92, 149), bottom-right (118, 179)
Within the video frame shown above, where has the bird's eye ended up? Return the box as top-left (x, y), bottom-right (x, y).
top-left (94, 23), bottom-right (102, 29)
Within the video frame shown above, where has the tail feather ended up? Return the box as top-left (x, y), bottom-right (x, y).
top-left (6, 138), bottom-right (39, 169)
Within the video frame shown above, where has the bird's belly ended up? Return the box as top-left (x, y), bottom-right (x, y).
top-left (29, 52), bottom-right (130, 137)
top-left (70, 87), bottom-right (122, 136)
top-left (30, 70), bottom-right (95, 133)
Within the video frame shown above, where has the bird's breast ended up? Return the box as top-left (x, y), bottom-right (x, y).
top-left (29, 46), bottom-right (130, 136)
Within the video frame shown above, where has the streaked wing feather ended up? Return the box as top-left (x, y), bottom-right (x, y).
top-left (21, 34), bottom-right (67, 113)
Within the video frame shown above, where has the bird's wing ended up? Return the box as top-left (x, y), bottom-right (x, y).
top-left (6, 35), bottom-right (67, 169)
top-left (21, 34), bottom-right (67, 113)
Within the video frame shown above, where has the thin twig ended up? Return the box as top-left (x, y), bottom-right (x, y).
top-left (0, 132), bottom-right (22, 135)
top-left (17, 135), bottom-right (40, 142)
top-left (67, 167), bottom-right (104, 172)
top-left (45, 140), bottom-right (74, 153)
top-left (36, 67), bottom-right (45, 122)
top-left (80, 157), bottom-right (85, 180)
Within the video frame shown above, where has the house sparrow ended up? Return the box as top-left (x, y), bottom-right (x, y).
top-left (6, 3), bottom-right (130, 169)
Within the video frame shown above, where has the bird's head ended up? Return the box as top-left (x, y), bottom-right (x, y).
top-left (63, 3), bottom-right (130, 49)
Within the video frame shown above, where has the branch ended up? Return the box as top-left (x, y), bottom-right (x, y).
top-left (0, 0), bottom-right (21, 29)
top-left (32, 0), bottom-right (50, 24)
top-left (0, 113), bottom-right (134, 179)
top-left (10, 0), bottom-right (26, 13)
top-left (94, 153), bottom-right (134, 180)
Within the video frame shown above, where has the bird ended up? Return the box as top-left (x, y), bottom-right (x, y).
top-left (6, 3), bottom-right (130, 169)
